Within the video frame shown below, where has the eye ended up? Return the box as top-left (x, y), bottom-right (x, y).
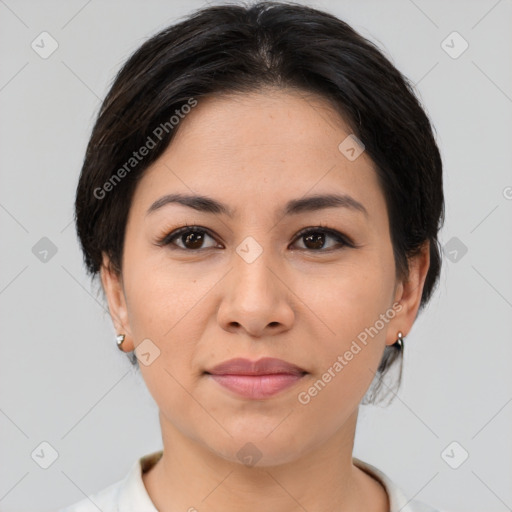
top-left (291, 226), bottom-right (354, 251)
top-left (157, 225), bottom-right (221, 251)
top-left (157, 224), bottom-right (354, 252)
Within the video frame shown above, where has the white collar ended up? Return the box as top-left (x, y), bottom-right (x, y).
top-left (116, 451), bottom-right (161, 511)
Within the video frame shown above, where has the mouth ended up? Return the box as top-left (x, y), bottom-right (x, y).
top-left (204, 357), bottom-right (308, 399)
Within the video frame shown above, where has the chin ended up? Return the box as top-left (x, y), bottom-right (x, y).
top-left (204, 429), bottom-right (309, 469)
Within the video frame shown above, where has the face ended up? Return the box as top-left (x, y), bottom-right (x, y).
top-left (102, 89), bottom-right (428, 466)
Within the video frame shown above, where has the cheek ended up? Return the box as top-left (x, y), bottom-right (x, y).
top-left (122, 244), bottom-right (214, 389)
top-left (310, 255), bottom-right (395, 333)
top-left (304, 250), bottom-right (396, 380)
top-left (122, 235), bottom-right (200, 337)
top-left (294, 276), bottom-right (394, 422)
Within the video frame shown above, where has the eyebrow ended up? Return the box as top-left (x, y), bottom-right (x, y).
top-left (146, 192), bottom-right (368, 218)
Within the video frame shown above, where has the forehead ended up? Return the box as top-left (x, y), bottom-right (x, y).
top-left (130, 89), bottom-right (385, 222)
top-left (170, 88), bottom-right (355, 160)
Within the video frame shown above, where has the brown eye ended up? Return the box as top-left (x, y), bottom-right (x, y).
top-left (292, 227), bottom-right (353, 251)
top-left (181, 231), bottom-right (206, 249)
top-left (159, 226), bottom-right (219, 250)
top-left (303, 231), bottom-right (326, 250)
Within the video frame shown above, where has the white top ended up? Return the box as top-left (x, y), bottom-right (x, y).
top-left (59, 451), bottom-right (441, 512)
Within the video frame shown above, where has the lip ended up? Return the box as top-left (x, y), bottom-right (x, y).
top-left (206, 357), bottom-right (306, 376)
top-left (205, 357), bottom-right (307, 399)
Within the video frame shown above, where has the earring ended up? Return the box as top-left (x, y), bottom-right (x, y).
top-left (116, 334), bottom-right (126, 351)
top-left (394, 331), bottom-right (404, 350)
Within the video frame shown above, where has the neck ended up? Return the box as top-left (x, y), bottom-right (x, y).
top-left (142, 409), bottom-right (389, 512)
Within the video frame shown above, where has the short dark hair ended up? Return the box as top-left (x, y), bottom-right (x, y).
top-left (75, 1), bottom-right (444, 403)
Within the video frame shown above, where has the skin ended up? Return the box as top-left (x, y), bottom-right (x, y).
top-left (101, 88), bottom-right (430, 512)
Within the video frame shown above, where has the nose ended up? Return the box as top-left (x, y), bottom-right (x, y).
top-left (217, 248), bottom-right (295, 337)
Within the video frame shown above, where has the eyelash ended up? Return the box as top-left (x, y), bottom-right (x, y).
top-left (156, 224), bottom-right (356, 252)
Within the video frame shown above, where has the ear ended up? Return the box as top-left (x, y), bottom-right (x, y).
top-left (386, 241), bottom-right (430, 346)
top-left (100, 253), bottom-right (134, 351)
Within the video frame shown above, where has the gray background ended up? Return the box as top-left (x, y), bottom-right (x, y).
top-left (1, 0), bottom-right (511, 511)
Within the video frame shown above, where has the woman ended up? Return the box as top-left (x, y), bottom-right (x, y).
top-left (62, 2), bottom-right (444, 511)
